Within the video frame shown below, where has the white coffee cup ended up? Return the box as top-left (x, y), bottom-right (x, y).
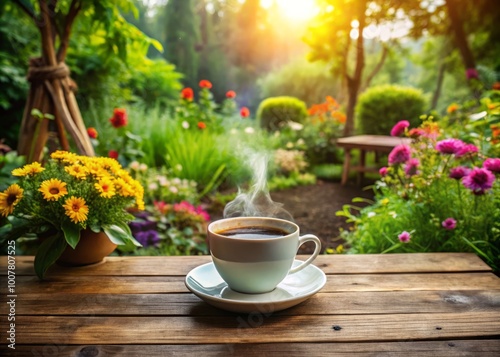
top-left (208, 217), bottom-right (321, 294)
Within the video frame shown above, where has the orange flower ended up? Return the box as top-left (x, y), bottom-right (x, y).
top-left (181, 87), bottom-right (194, 100)
top-left (199, 80), bottom-right (212, 89)
top-left (447, 103), bottom-right (459, 114)
top-left (197, 122), bottom-right (206, 130)
top-left (492, 82), bottom-right (500, 90)
top-left (226, 90), bottom-right (236, 99)
top-left (87, 127), bottom-right (98, 139)
top-left (240, 107), bottom-right (250, 118)
top-left (109, 108), bottom-right (127, 128)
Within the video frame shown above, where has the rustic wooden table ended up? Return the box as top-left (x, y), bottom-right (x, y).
top-left (1, 253), bottom-right (500, 356)
top-left (337, 135), bottom-right (412, 185)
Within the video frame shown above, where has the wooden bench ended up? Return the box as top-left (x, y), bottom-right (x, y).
top-left (337, 135), bottom-right (412, 185)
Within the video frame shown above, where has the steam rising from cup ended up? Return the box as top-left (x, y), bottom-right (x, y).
top-left (223, 152), bottom-right (294, 221)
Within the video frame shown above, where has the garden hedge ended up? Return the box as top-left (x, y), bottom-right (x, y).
top-left (256, 96), bottom-right (308, 131)
top-left (356, 85), bottom-right (427, 135)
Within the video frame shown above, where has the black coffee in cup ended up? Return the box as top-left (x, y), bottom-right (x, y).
top-left (216, 226), bottom-right (288, 239)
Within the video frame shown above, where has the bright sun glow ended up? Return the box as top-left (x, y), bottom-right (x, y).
top-left (261, 0), bottom-right (319, 22)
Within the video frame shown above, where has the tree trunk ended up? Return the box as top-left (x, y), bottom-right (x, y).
top-left (342, 0), bottom-right (366, 137)
top-left (445, 0), bottom-right (476, 72)
top-left (431, 61), bottom-right (447, 110)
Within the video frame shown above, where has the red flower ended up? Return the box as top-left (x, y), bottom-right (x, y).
top-left (493, 82), bottom-right (500, 90)
top-left (226, 90), bottom-right (236, 99)
top-left (197, 122), bottom-right (207, 130)
top-left (181, 87), bottom-right (194, 101)
top-left (240, 107), bottom-right (250, 118)
top-left (87, 127), bottom-right (98, 139)
top-left (199, 80), bottom-right (212, 89)
top-left (108, 150), bottom-right (119, 159)
top-left (109, 108), bottom-right (128, 128)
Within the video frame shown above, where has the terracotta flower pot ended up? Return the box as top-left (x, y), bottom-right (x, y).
top-left (57, 229), bottom-right (117, 266)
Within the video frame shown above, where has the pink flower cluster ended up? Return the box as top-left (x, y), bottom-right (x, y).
top-left (449, 158), bottom-right (499, 195)
top-left (173, 201), bottom-right (210, 221)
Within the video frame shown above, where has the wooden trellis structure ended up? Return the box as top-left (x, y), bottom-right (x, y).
top-left (15, 0), bottom-right (94, 162)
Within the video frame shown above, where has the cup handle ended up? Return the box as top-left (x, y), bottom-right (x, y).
top-left (289, 234), bottom-right (321, 274)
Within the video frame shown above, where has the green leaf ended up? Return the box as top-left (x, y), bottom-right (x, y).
top-left (62, 221), bottom-right (81, 249)
top-left (104, 224), bottom-right (141, 247)
top-left (34, 234), bottom-right (67, 280)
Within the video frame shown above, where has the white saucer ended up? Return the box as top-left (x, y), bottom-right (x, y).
top-left (184, 260), bottom-right (326, 313)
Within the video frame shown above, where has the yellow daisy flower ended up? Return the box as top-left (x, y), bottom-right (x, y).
top-left (39, 179), bottom-right (68, 201)
top-left (63, 196), bottom-right (89, 223)
top-left (94, 177), bottom-right (116, 198)
top-left (65, 164), bottom-right (88, 179)
top-left (114, 178), bottom-right (135, 197)
top-left (50, 150), bottom-right (78, 164)
top-left (0, 184), bottom-right (23, 217)
top-left (12, 162), bottom-right (45, 176)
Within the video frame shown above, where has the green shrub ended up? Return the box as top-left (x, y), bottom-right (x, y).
top-left (257, 96), bottom-right (308, 131)
top-left (356, 85), bottom-right (428, 135)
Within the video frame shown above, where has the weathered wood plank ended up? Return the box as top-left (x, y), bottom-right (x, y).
top-left (0, 253), bottom-right (490, 276)
top-left (8, 272), bottom-right (500, 295)
top-left (15, 290), bottom-right (500, 317)
top-left (10, 340), bottom-right (500, 357)
top-left (12, 312), bottom-right (500, 344)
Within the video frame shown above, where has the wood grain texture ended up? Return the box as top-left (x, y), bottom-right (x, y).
top-left (15, 290), bottom-right (500, 316)
top-left (8, 272), bottom-right (500, 295)
top-left (0, 253), bottom-right (490, 276)
top-left (13, 312), bottom-right (500, 344)
top-left (1, 253), bottom-right (499, 356)
top-left (10, 340), bottom-right (500, 357)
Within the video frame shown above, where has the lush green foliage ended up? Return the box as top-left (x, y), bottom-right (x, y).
top-left (356, 84), bottom-right (428, 135)
top-left (338, 93), bottom-right (500, 272)
top-left (257, 96), bottom-right (308, 131)
top-left (257, 59), bottom-right (340, 106)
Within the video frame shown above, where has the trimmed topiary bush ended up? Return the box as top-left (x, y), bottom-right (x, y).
top-left (356, 85), bottom-right (428, 135)
top-left (257, 96), bottom-right (308, 131)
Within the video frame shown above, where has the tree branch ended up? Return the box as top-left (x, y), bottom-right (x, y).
top-left (363, 45), bottom-right (388, 90)
top-left (57, 0), bottom-right (82, 62)
top-left (13, 0), bottom-right (36, 20)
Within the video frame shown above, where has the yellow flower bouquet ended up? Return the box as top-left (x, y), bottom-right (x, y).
top-left (0, 151), bottom-right (144, 278)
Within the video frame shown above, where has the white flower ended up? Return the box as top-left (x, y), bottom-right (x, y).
top-left (244, 127), bottom-right (255, 134)
top-left (139, 163), bottom-right (148, 172)
top-left (157, 176), bottom-right (168, 186)
top-left (148, 183), bottom-right (158, 190)
top-left (286, 142), bottom-right (294, 149)
top-left (367, 212), bottom-right (376, 218)
top-left (230, 128), bottom-right (238, 135)
top-left (129, 161), bottom-right (140, 170)
top-left (297, 138), bottom-right (305, 146)
top-left (288, 121), bottom-right (304, 131)
top-left (182, 121), bottom-right (190, 129)
top-left (169, 186), bottom-right (179, 194)
top-left (173, 178), bottom-right (181, 185)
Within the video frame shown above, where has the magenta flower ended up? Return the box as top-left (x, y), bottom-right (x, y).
top-left (436, 139), bottom-right (466, 155)
top-left (456, 144), bottom-right (478, 158)
top-left (390, 120), bottom-right (410, 137)
top-left (404, 158), bottom-right (420, 176)
top-left (388, 145), bottom-right (411, 165)
top-left (466, 68), bottom-right (479, 80)
top-left (442, 218), bottom-right (457, 230)
top-left (483, 158), bottom-right (500, 173)
top-left (462, 167), bottom-right (495, 194)
top-left (379, 167), bottom-right (388, 177)
top-left (398, 231), bottom-right (411, 243)
top-left (449, 166), bottom-right (471, 180)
